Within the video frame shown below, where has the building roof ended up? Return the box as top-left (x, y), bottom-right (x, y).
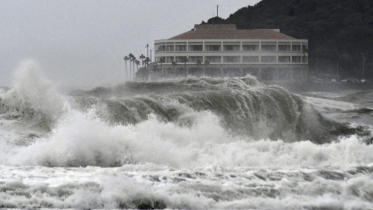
top-left (169, 24), bottom-right (296, 40)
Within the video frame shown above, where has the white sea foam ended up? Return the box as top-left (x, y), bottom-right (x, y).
top-left (1, 164), bottom-right (373, 209)
top-left (1, 60), bottom-right (372, 169)
top-left (1, 60), bottom-right (65, 122)
top-left (1, 60), bottom-right (373, 209)
top-left (2, 101), bottom-right (373, 169)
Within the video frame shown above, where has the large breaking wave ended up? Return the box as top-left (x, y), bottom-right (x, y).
top-left (0, 60), bottom-right (371, 168)
top-left (2, 61), bottom-right (373, 209)
top-left (72, 79), bottom-right (362, 143)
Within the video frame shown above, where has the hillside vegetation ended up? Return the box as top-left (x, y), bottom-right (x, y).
top-left (203, 0), bottom-right (373, 79)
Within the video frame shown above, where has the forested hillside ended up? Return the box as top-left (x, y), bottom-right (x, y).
top-left (203, 0), bottom-right (373, 79)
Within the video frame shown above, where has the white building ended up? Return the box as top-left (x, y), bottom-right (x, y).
top-left (153, 24), bottom-right (308, 81)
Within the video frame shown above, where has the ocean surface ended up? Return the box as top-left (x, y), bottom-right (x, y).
top-left (1, 61), bottom-right (373, 209)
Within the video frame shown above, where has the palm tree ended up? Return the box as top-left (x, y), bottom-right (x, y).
top-left (203, 60), bottom-right (210, 77)
top-left (128, 53), bottom-right (134, 80)
top-left (135, 60), bottom-right (140, 74)
top-left (124, 56), bottom-right (129, 80)
top-left (144, 57), bottom-right (150, 68)
top-left (129, 54), bottom-right (136, 80)
top-left (139, 54), bottom-right (146, 67)
top-left (132, 57), bottom-right (136, 80)
top-left (171, 61), bottom-right (177, 77)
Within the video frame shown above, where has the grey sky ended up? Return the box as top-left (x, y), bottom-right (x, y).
top-left (0, 0), bottom-right (260, 87)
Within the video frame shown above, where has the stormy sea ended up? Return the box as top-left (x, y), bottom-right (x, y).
top-left (1, 61), bottom-right (373, 209)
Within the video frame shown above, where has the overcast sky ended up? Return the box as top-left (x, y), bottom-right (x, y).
top-left (0, 0), bottom-right (261, 87)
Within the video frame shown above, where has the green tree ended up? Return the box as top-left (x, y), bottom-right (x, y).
top-left (139, 54), bottom-right (146, 67)
top-left (128, 53), bottom-right (135, 80)
top-left (144, 57), bottom-right (150, 67)
top-left (135, 60), bottom-right (140, 74)
top-left (123, 56), bottom-right (129, 80)
top-left (128, 53), bottom-right (134, 80)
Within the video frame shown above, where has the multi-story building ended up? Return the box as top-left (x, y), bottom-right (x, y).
top-left (153, 24), bottom-right (308, 81)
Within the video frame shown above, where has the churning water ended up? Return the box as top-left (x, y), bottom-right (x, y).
top-left (1, 60), bottom-right (373, 209)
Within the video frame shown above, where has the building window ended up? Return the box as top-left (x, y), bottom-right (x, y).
top-left (205, 56), bottom-right (221, 63)
top-left (165, 56), bottom-right (174, 63)
top-left (189, 56), bottom-right (203, 63)
top-left (157, 45), bottom-right (165, 52)
top-left (189, 45), bottom-right (203, 51)
top-left (176, 56), bottom-right (187, 63)
top-left (155, 56), bottom-right (165, 62)
top-left (261, 56), bottom-right (276, 63)
top-left (302, 56), bottom-right (308, 63)
top-left (165, 45), bottom-right (174, 51)
top-left (242, 56), bottom-right (259, 63)
top-left (302, 45), bottom-right (308, 52)
top-left (261, 43), bottom-right (276, 51)
top-left (175, 45), bottom-right (187, 51)
top-left (205, 45), bottom-right (221, 51)
top-left (243, 44), bottom-right (259, 51)
top-left (223, 45), bottom-right (240, 51)
top-left (292, 56), bottom-right (302, 63)
top-left (278, 45), bottom-right (290, 51)
top-left (278, 56), bottom-right (291, 63)
top-left (224, 56), bottom-right (240, 63)
top-left (292, 45), bottom-right (301, 52)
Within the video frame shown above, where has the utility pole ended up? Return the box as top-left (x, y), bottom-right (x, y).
top-left (217, 5), bottom-right (219, 17)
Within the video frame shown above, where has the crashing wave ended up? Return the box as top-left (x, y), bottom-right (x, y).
top-left (1, 64), bottom-right (372, 167)
top-left (0, 60), bottom-right (65, 131)
top-left (72, 77), bottom-right (366, 144)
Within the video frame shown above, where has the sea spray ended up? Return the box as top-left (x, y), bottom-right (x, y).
top-left (1, 147), bottom-right (373, 209)
top-left (0, 60), bottom-right (65, 131)
top-left (1, 63), bottom-right (373, 209)
top-left (4, 107), bottom-right (232, 167)
top-left (72, 78), bottom-right (364, 143)
top-left (4, 107), bottom-right (373, 168)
